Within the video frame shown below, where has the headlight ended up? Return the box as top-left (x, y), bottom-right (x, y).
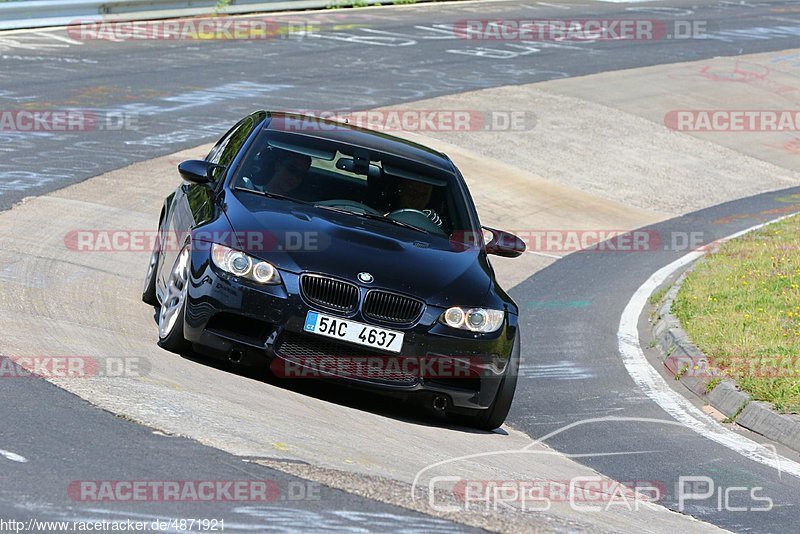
top-left (441, 306), bottom-right (504, 333)
top-left (211, 243), bottom-right (281, 285)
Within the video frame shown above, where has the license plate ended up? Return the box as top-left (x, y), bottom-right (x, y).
top-left (303, 311), bottom-right (404, 353)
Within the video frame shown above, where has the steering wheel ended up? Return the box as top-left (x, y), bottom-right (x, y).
top-left (386, 209), bottom-right (445, 234)
top-left (316, 199), bottom-right (383, 216)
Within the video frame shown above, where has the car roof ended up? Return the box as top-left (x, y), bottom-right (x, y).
top-left (261, 111), bottom-right (457, 174)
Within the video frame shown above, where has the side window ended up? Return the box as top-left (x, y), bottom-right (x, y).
top-left (206, 117), bottom-right (256, 181)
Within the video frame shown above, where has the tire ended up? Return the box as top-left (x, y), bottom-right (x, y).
top-left (142, 243), bottom-right (160, 306)
top-left (142, 216), bottom-right (163, 306)
top-left (461, 331), bottom-right (520, 431)
top-left (157, 245), bottom-right (190, 352)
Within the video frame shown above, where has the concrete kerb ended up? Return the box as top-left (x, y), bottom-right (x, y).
top-left (650, 267), bottom-right (800, 454)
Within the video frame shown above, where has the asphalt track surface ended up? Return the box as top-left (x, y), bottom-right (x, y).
top-left (509, 187), bottom-right (800, 532)
top-left (2, 0), bottom-right (800, 212)
top-left (2, 0), bottom-right (800, 531)
top-left (0, 366), bottom-right (475, 532)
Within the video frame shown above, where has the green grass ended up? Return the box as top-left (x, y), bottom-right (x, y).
top-left (706, 377), bottom-right (722, 393)
top-left (649, 286), bottom-right (669, 306)
top-left (672, 214), bottom-right (800, 413)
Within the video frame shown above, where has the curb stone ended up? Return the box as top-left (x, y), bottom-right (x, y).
top-left (649, 267), bottom-right (800, 454)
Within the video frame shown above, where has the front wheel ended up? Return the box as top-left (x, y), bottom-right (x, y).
top-left (157, 245), bottom-right (190, 352)
top-left (459, 332), bottom-right (520, 431)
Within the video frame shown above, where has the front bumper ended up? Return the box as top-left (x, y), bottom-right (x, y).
top-left (183, 248), bottom-right (518, 411)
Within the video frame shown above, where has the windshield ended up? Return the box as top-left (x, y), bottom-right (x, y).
top-left (232, 131), bottom-right (471, 237)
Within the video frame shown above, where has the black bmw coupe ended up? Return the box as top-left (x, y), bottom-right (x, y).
top-left (143, 111), bottom-right (526, 430)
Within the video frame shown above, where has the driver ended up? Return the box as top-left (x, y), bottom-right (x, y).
top-left (241, 149), bottom-right (312, 198)
top-left (394, 179), bottom-right (442, 227)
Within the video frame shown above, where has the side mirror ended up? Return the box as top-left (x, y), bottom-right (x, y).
top-left (483, 227), bottom-right (526, 258)
top-left (178, 160), bottom-right (223, 184)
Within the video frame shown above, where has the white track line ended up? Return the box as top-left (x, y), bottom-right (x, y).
top-left (0, 449), bottom-right (28, 463)
top-left (618, 213), bottom-right (800, 479)
top-left (35, 31), bottom-right (84, 45)
top-left (529, 250), bottom-right (563, 259)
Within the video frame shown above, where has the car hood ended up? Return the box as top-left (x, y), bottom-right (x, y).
top-left (222, 192), bottom-right (492, 306)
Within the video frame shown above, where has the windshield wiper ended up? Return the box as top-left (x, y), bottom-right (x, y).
top-left (314, 204), bottom-right (357, 216)
top-left (234, 187), bottom-right (310, 204)
top-left (360, 212), bottom-right (429, 233)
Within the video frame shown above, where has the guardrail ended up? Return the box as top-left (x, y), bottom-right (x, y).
top-left (0, 0), bottom-right (397, 31)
